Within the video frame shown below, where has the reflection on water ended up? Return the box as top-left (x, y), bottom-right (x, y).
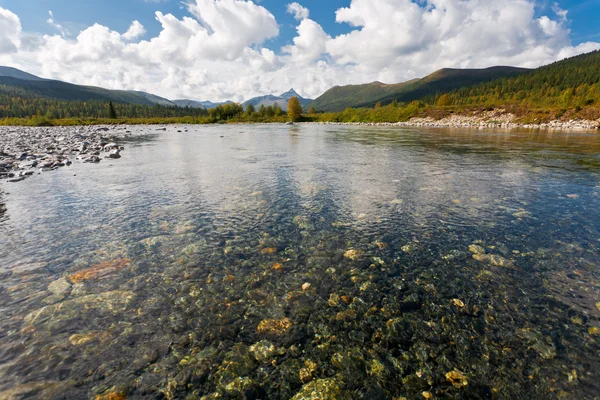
top-left (0, 125), bottom-right (599, 399)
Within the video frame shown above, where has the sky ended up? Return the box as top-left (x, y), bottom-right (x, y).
top-left (0, 0), bottom-right (599, 102)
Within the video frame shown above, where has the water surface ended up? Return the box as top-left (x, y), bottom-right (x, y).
top-left (1, 125), bottom-right (599, 399)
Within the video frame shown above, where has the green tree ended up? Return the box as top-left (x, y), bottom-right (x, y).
top-left (245, 103), bottom-right (256, 117)
top-left (108, 101), bottom-right (117, 119)
top-left (287, 97), bottom-right (302, 122)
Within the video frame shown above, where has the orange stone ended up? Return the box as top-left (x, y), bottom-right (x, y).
top-left (68, 259), bottom-right (131, 284)
top-left (272, 263), bottom-right (284, 271)
top-left (260, 247), bottom-right (277, 255)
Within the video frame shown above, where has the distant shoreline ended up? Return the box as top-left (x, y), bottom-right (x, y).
top-left (300, 118), bottom-right (600, 131)
top-left (1, 114), bottom-right (599, 131)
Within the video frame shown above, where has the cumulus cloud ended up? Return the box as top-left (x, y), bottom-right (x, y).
top-left (0, 0), bottom-right (598, 102)
top-left (283, 18), bottom-right (330, 64)
top-left (122, 20), bottom-right (146, 41)
top-left (0, 7), bottom-right (21, 54)
top-left (287, 2), bottom-right (310, 20)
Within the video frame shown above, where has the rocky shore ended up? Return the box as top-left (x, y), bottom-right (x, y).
top-left (305, 113), bottom-right (600, 130)
top-left (0, 125), bottom-right (145, 183)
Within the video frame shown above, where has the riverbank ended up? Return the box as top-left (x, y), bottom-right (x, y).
top-left (304, 111), bottom-right (600, 130)
top-left (0, 125), bottom-right (155, 183)
top-left (2, 112), bottom-right (599, 130)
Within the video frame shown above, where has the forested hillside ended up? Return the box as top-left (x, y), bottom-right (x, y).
top-left (427, 50), bottom-right (600, 109)
top-left (0, 73), bottom-right (174, 106)
top-left (0, 95), bottom-right (207, 119)
top-left (309, 67), bottom-right (529, 112)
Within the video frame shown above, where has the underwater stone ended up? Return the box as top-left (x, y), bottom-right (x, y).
top-left (445, 370), bottom-right (469, 388)
top-left (302, 282), bottom-right (312, 291)
top-left (272, 263), bottom-right (284, 271)
top-left (249, 340), bottom-right (283, 363)
top-left (47, 277), bottom-right (71, 298)
top-left (472, 253), bottom-right (511, 268)
top-left (344, 249), bottom-right (363, 260)
top-left (452, 299), bottom-right (465, 308)
top-left (257, 318), bottom-right (292, 336)
top-left (291, 378), bottom-right (341, 400)
top-left (468, 244), bottom-right (486, 254)
top-left (68, 258), bottom-right (131, 283)
top-left (24, 290), bottom-right (136, 326)
top-left (69, 332), bottom-right (101, 346)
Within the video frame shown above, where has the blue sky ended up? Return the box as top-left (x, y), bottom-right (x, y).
top-left (0, 0), bottom-right (598, 101)
top-left (0, 0), bottom-right (355, 49)
top-left (2, 0), bottom-right (598, 49)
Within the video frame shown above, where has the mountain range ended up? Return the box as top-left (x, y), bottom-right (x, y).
top-left (307, 66), bottom-right (530, 112)
top-left (0, 66), bottom-right (313, 111)
top-left (0, 66), bottom-right (175, 106)
top-left (2, 50), bottom-right (599, 117)
top-left (242, 89), bottom-right (312, 111)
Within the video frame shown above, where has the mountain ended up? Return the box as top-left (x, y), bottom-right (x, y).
top-left (242, 89), bottom-right (312, 111)
top-left (172, 99), bottom-right (233, 109)
top-left (308, 66), bottom-right (530, 112)
top-left (0, 66), bottom-right (47, 81)
top-left (0, 66), bottom-right (175, 106)
top-left (430, 50), bottom-right (600, 109)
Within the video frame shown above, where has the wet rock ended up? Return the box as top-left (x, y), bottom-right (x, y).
top-left (472, 253), bottom-right (512, 268)
top-left (25, 290), bottom-right (136, 326)
top-left (68, 258), bottom-right (131, 283)
top-left (446, 369), bottom-right (469, 388)
top-left (257, 318), bottom-right (292, 336)
top-left (344, 249), bottom-right (363, 260)
top-left (107, 150), bottom-right (121, 159)
top-left (291, 378), bottom-right (341, 400)
top-left (272, 263), bottom-right (284, 272)
top-left (0, 381), bottom-right (64, 400)
top-left (468, 244), bottom-right (486, 254)
top-left (452, 299), bottom-right (465, 308)
top-left (299, 360), bottom-right (318, 383)
top-left (214, 344), bottom-right (256, 389)
top-left (69, 332), bottom-right (101, 346)
top-left (249, 340), bottom-right (283, 363)
top-left (302, 282), bottom-right (312, 291)
top-left (517, 328), bottom-right (557, 360)
top-left (47, 277), bottom-right (72, 300)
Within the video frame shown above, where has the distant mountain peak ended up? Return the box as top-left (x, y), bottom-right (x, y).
top-left (280, 88), bottom-right (301, 98)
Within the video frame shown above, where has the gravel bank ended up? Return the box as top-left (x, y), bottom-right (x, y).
top-left (0, 125), bottom-right (153, 183)
top-left (305, 113), bottom-right (600, 130)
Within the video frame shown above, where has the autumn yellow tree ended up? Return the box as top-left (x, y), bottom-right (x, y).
top-left (287, 96), bottom-right (303, 122)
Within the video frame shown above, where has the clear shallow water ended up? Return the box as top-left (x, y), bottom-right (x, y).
top-left (0, 124), bottom-right (599, 399)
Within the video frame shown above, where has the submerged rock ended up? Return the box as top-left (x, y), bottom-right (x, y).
top-left (25, 290), bottom-right (136, 326)
top-left (68, 259), bottom-right (131, 283)
top-left (446, 370), bottom-right (469, 388)
top-left (472, 253), bottom-right (512, 268)
top-left (257, 318), bottom-right (292, 336)
top-left (344, 249), bottom-right (363, 260)
top-left (468, 244), bottom-right (486, 254)
top-left (291, 378), bottom-right (341, 400)
top-left (249, 340), bottom-right (283, 363)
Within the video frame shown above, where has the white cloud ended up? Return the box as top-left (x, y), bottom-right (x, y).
top-left (122, 20), bottom-right (146, 41)
top-left (0, 7), bottom-right (20, 54)
top-left (287, 2), bottom-right (309, 20)
top-left (0, 0), bottom-right (598, 102)
top-left (47, 10), bottom-right (70, 38)
top-left (283, 18), bottom-right (329, 64)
